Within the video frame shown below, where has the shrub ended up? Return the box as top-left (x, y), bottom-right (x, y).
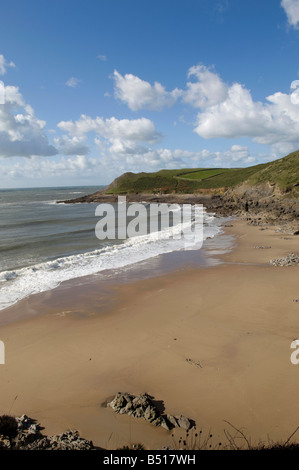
top-left (0, 415), bottom-right (18, 440)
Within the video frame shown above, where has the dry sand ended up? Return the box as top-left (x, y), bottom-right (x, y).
top-left (0, 219), bottom-right (298, 450)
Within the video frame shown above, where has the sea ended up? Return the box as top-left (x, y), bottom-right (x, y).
top-left (0, 186), bottom-right (229, 312)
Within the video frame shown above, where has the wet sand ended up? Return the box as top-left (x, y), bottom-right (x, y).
top-left (0, 219), bottom-right (298, 449)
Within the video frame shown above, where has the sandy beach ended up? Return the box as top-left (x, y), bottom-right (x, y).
top-left (0, 219), bottom-right (298, 450)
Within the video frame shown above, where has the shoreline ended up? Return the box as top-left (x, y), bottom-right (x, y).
top-left (0, 202), bottom-right (228, 317)
top-left (0, 212), bottom-right (231, 326)
top-left (0, 218), bottom-right (299, 449)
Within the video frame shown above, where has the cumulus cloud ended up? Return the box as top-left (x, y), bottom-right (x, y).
top-left (96, 139), bottom-right (257, 174)
top-left (208, 145), bottom-right (256, 166)
top-left (0, 84), bottom-right (57, 158)
top-left (281, 0), bottom-right (299, 28)
top-left (96, 145), bottom-right (185, 173)
top-left (0, 54), bottom-right (16, 75)
top-left (113, 65), bottom-right (227, 111)
top-left (58, 114), bottom-right (161, 143)
top-left (113, 70), bottom-right (182, 111)
top-left (57, 114), bottom-right (190, 172)
top-left (172, 145), bottom-right (256, 167)
top-left (53, 135), bottom-right (89, 155)
top-left (57, 114), bottom-right (163, 171)
top-left (112, 64), bottom-right (299, 155)
top-left (65, 77), bottom-right (81, 88)
top-left (0, 142), bottom-right (259, 186)
top-left (56, 107), bottom-right (260, 174)
top-left (189, 66), bottom-right (299, 151)
top-left (39, 155), bottom-right (97, 175)
top-left (0, 155), bottom-right (100, 183)
top-left (183, 65), bottom-right (228, 108)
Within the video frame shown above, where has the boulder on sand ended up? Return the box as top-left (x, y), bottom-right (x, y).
top-left (107, 392), bottom-right (194, 431)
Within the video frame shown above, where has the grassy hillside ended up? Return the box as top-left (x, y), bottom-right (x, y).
top-left (247, 151), bottom-right (299, 192)
top-left (106, 151), bottom-right (299, 197)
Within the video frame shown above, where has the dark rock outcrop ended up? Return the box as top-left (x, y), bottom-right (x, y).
top-left (57, 183), bottom-right (299, 231)
top-left (0, 414), bottom-right (94, 450)
top-left (107, 392), bottom-right (194, 431)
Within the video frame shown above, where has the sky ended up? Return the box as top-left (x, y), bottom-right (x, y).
top-left (1, 0), bottom-right (299, 188)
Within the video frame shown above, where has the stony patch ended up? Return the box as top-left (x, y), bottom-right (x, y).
top-left (0, 414), bottom-right (94, 450)
top-left (270, 253), bottom-right (299, 267)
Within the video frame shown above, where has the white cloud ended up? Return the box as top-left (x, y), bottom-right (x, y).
top-left (58, 114), bottom-right (163, 171)
top-left (53, 135), bottom-right (89, 155)
top-left (111, 64), bottom-right (299, 155)
top-left (0, 54), bottom-right (16, 75)
top-left (113, 70), bottom-right (182, 111)
top-left (112, 65), bottom-right (228, 112)
top-left (65, 77), bottom-right (81, 88)
top-left (183, 65), bottom-right (228, 108)
top-left (106, 138), bottom-right (148, 156)
top-left (172, 145), bottom-right (256, 167)
top-left (0, 84), bottom-right (57, 158)
top-left (281, 0), bottom-right (299, 28)
top-left (56, 108), bottom-right (260, 174)
top-left (270, 141), bottom-right (296, 156)
top-left (0, 155), bottom-right (100, 183)
top-left (190, 67), bottom-right (299, 152)
top-left (111, 144), bottom-right (256, 171)
top-left (95, 138), bottom-right (257, 174)
top-left (0, 142), bottom-right (259, 187)
top-left (211, 145), bottom-right (256, 166)
top-left (58, 114), bottom-right (161, 143)
top-left (98, 146), bottom-right (185, 173)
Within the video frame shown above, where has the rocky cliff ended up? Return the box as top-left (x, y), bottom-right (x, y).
top-left (58, 152), bottom-right (299, 229)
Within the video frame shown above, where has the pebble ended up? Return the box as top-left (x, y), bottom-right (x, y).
top-left (270, 253), bottom-right (299, 267)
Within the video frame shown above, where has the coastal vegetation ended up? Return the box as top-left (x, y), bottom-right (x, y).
top-left (104, 150), bottom-right (299, 197)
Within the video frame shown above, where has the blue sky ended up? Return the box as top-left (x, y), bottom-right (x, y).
top-left (1, 0), bottom-right (299, 187)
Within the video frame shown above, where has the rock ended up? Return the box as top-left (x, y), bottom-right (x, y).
top-left (177, 415), bottom-right (192, 430)
top-left (15, 414), bottom-right (41, 437)
top-left (186, 357), bottom-right (202, 368)
top-left (46, 430), bottom-right (94, 450)
top-left (15, 430), bottom-right (94, 451)
top-left (144, 405), bottom-right (159, 423)
top-left (108, 392), bottom-right (133, 412)
top-left (0, 435), bottom-right (11, 449)
top-left (124, 401), bottom-right (134, 414)
top-left (58, 176), bottom-right (299, 229)
top-left (167, 414), bottom-right (179, 428)
top-left (107, 392), bottom-right (195, 432)
top-left (0, 414), bottom-right (95, 450)
top-left (157, 417), bottom-right (172, 431)
top-left (132, 394), bottom-right (150, 409)
top-left (270, 253), bottom-right (299, 267)
top-left (132, 407), bottom-right (144, 418)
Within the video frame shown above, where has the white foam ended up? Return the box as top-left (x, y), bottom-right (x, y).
top-left (0, 211), bottom-right (223, 311)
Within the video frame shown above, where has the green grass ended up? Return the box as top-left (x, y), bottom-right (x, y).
top-left (247, 151), bottom-right (299, 193)
top-left (176, 168), bottom-right (230, 181)
top-left (105, 151), bottom-right (299, 196)
top-left (187, 163), bottom-right (269, 189)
